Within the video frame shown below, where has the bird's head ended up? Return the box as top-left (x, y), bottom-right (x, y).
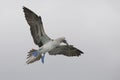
top-left (58, 37), bottom-right (69, 46)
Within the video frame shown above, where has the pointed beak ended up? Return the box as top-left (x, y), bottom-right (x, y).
top-left (63, 40), bottom-right (69, 46)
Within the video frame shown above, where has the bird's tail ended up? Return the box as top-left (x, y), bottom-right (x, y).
top-left (26, 49), bottom-right (42, 64)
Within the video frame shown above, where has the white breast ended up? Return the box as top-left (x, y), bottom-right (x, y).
top-left (41, 40), bottom-right (61, 53)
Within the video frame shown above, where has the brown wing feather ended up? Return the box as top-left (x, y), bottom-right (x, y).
top-left (23, 6), bottom-right (51, 47)
top-left (49, 45), bottom-right (83, 57)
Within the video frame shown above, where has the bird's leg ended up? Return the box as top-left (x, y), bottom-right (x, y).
top-left (41, 53), bottom-right (45, 64)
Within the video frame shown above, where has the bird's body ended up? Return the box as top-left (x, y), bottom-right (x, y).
top-left (27, 37), bottom-right (66, 64)
top-left (41, 37), bottom-right (65, 52)
top-left (23, 6), bottom-right (83, 64)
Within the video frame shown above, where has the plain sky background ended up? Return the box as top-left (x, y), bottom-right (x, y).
top-left (0, 0), bottom-right (120, 80)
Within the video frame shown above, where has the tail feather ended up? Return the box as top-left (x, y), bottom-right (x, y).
top-left (27, 49), bottom-right (36, 56)
top-left (26, 49), bottom-right (42, 64)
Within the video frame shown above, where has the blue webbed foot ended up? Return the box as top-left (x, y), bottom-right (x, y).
top-left (32, 51), bottom-right (38, 57)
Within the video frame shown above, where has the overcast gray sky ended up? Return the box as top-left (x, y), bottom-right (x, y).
top-left (0, 0), bottom-right (120, 80)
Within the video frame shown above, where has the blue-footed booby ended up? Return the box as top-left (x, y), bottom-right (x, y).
top-left (23, 6), bottom-right (83, 64)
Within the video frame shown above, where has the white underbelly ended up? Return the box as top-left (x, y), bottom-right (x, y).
top-left (42, 40), bottom-right (60, 52)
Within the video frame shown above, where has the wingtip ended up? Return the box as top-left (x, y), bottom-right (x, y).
top-left (23, 6), bottom-right (27, 13)
top-left (22, 6), bottom-right (29, 11)
top-left (23, 6), bottom-right (26, 9)
top-left (81, 51), bottom-right (84, 54)
top-left (23, 6), bottom-right (25, 10)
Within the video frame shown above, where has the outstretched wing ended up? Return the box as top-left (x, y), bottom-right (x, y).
top-left (23, 6), bottom-right (51, 47)
top-left (49, 45), bottom-right (83, 56)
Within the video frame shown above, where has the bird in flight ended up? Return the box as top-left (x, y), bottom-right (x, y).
top-left (23, 6), bottom-right (83, 64)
